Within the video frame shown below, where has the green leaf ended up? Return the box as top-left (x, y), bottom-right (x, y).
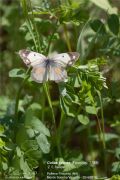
top-left (0, 96), bottom-right (10, 116)
top-left (104, 133), bottom-right (119, 141)
top-left (112, 162), bottom-right (120, 173)
top-left (0, 138), bottom-right (5, 148)
top-left (16, 126), bottom-right (28, 146)
top-left (91, 133), bottom-right (119, 142)
top-left (60, 97), bottom-right (75, 117)
top-left (25, 149), bottom-right (42, 160)
top-left (16, 146), bottom-right (22, 157)
top-left (76, 19), bottom-right (90, 62)
top-left (26, 128), bottom-right (35, 138)
top-left (71, 75), bottom-right (81, 88)
top-left (0, 125), bottom-right (4, 135)
top-left (90, 19), bottom-right (106, 34)
top-left (9, 68), bottom-right (26, 78)
top-left (108, 14), bottom-right (119, 35)
top-left (28, 103), bottom-right (42, 117)
top-left (115, 148), bottom-right (120, 159)
top-left (77, 115), bottom-right (89, 125)
top-left (85, 106), bottom-right (97, 115)
top-left (36, 133), bottom-right (50, 154)
top-left (4, 142), bottom-right (15, 151)
top-left (111, 175), bottom-right (120, 180)
top-left (25, 110), bottom-right (50, 137)
top-left (27, 158), bottom-right (39, 168)
top-left (20, 156), bottom-right (33, 179)
top-left (12, 155), bottom-right (20, 170)
top-left (1, 17), bottom-right (10, 26)
top-left (22, 95), bottom-right (33, 105)
top-left (64, 162), bottom-right (76, 172)
top-left (28, 103), bottom-right (41, 111)
top-left (2, 162), bottom-right (8, 171)
top-left (21, 140), bottom-right (38, 151)
top-left (25, 32), bottom-right (33, 41)
top-left (90, 0), bottom-right (117, 14)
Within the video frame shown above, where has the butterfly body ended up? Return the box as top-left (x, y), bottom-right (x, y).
top-left (18, 49), bottom-right (80, 83)
top-left (45, 59), bottom-right (56, 67)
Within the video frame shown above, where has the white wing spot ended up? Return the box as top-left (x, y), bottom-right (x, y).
top-left (68, 61), bottom-right (73, 65)
top-left (73, 55), bottom-right (75, 59)
top-left (25, 59), bottom-right (30, 64)
top-left (23, 54), bottom-right (26, 57)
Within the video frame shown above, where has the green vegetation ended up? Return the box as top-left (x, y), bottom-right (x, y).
top-left (0, 0), bottom-right (120, 179)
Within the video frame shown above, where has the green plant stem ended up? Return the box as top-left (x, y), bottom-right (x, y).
top-left (43, 83), bottom-right (62, 156)
top-left (87, 91), bottom-right (104, 147)
top-left (87, 124), bottom-right (97, 178)
top-left (57, 111), bottom-right (65, 156)
top-left (96, 91), bottom-right (107, 174)
top-left (63, 24), bottom-right (72, 51)
top-left (77, 19), bottom-right (91, 63)
top-left (29, 0), bottom-right (41, 52)
top-left (21, 0), bottom-right (38, 51)
top-left (15, 68), bottom-right (31, 122)
top-left (43, 83), bottom-right (56, 128)
top-left (46, 26), bottom-right (57, 54)
top-left (77, 18), bottom-right (104, 64)
top-left (41, 87), bottom-right (46, 122)
top-left (67, 0), bottom-right (72, 5)
top-left (96, 114), bottom-right (103, 140)
top-left (97, 91), bottom-right (106, 149)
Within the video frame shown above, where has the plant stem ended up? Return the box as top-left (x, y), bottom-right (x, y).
top-left (87, 123), bottom-right (97, 178)
top-left (67, 0), bottom-right (72, 5)
top-left (57, 111), bottom-right (65, 156)
top-left (14, 68), bottom-right (31, 122)
top-left (43, 83), bottom-right (62, 156)
top-left (87, 91), bottom-right (104, 146)
top-left (29, 0), bottom-right (42, 52)
top-left (21, 0), bottom-right (38, 51)
top-left (41, 87), bottom-right (46, 122)
top-left (46, 27), bottom-right (57, 54)
top-left (43, 83), bottom-right (56, 128)
top-left (96, 91), bottom-right (107, 174)
top-left (97, 91), bottom-right (106, 149)
top-left (63, 24), bottom-right (72, 51)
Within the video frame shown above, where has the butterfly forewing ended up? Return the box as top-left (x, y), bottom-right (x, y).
top-left (19, 49), bottom-right (47, 67)
top-left (51, 52), bottom-right (80, 67)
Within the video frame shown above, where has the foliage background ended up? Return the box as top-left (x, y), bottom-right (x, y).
top-left (0, 0), bottom-right (120, 179)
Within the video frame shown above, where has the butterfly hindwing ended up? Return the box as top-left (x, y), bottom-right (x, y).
top-left (19, 49), bottom-right (47, 67)
top-left (31, 65), bottom-right (48, 83)
top-left (49, 65), bottom-right (67, 82)
top-left (51, 52), bottom-right (80, 67)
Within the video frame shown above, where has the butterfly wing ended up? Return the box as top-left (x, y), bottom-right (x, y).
top-left (31, 65), bottom-right (66, 83)
top-left (49, 65), bottom-right (67, 82)
top-left (31, 65), bottom-right (48, 83)
top-left (18, 50), bottom-right (79, 83)
top-left (19, 49), bottom-right (47, 67)
top-left (50, 52), bottom-right (80, 67)
top-left (48, 52), bottom-right (79, 82)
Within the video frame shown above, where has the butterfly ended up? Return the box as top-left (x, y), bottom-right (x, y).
top-left (18, 49), bottom-right (80, 83)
